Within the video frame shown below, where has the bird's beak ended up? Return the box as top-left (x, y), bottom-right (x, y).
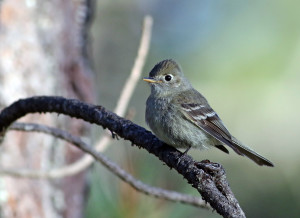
top-left (143, 77), bottom-right (160, 83)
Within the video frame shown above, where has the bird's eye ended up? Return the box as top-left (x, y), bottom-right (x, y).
top-left (164, 74), bottom-right (173, 81)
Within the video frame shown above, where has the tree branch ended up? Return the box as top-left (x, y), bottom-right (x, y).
top-left (0, 96), bottom-right (245, 218)
top-left (1, 122), bottom-right (209, 209)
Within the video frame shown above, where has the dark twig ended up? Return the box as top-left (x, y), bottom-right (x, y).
top-left (0, 96), bottom-right (245, 218)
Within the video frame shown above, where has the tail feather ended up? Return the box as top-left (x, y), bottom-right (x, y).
top-left (230, 137), bottom-right (274, 167)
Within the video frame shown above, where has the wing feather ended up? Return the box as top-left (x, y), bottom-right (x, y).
top-left (181, 103), bottom-right (243, 155)
top-left (173, 89), bottom-right (273, 166)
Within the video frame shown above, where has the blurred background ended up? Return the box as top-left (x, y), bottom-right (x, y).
top-left (1, 0), bottom-right (300, 217)
top-left (88, 0), bottom-right (300, 217)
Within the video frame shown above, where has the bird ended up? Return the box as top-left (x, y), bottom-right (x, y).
top-left (143, 59), bottom-right (274, 167)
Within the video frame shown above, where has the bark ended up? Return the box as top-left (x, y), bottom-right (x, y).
top-left (0, 1), bottom-right (95, 217)
top-left (0, 96), bottom-right (246, 218)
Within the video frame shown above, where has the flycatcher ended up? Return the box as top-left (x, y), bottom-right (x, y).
top-left (144, 59), bottom-right (273, 167)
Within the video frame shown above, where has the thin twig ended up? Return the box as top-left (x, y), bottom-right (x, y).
top-left (114, 15), bottom-right (152, 116)
top-left (3, 122), bottom-right (210, 209)
top-left (94, 15), bottom-right (152, 152)
top-left (0, 15), bottom-right (153, 179)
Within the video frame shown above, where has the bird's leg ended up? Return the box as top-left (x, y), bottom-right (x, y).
top-left (177, 146), bottom-right (192, 165)
top-left (182, 146), bottom-right (192, 156)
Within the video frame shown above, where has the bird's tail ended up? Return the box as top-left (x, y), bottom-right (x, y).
top-left (230, 137), bottom-right (274, 167)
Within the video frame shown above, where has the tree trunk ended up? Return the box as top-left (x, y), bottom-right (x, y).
top-left (0, 0), bottom-right (95, 217)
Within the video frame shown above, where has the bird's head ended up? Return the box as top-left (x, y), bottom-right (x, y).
top-left (143, 59), bottom-right (191, 97)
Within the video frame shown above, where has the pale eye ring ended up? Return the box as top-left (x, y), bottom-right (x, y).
top-left (164, 74), bottom-right (173, 81)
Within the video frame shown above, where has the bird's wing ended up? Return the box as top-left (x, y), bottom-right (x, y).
top-left (180, 102), bottom-right (274, 166)
top-left (180, 102), bottom-right (244, 155)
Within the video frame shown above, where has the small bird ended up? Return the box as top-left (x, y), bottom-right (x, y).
top-left (143, 59), bottom-right (273, 167)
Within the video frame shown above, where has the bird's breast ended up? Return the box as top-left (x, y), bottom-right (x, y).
top-left (146, 96), bottom-right (217, 149)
